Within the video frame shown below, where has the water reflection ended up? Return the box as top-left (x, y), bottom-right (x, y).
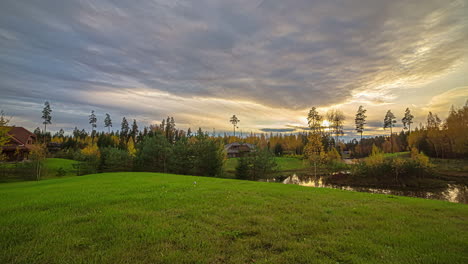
top-left (268, 174), bottom-right (468, 204)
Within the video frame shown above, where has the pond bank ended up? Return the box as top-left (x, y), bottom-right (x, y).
top-left (265, 173), bottom-right (468, 204)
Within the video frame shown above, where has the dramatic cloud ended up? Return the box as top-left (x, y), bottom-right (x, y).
top-left (0, 0), bottom-right (467, 137)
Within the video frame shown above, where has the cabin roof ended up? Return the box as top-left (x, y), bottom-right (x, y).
top-left (6, 127), bottom-right (36, 144)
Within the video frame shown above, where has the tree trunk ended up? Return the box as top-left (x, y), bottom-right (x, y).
top-left (390, 127), bottom-right (393, 153)
top-left (314, 161), bottom-right (317, 178)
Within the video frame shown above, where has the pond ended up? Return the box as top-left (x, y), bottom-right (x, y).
top-left (264, 174), bottom-right (468, 204)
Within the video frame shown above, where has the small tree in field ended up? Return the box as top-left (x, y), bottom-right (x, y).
top-left (29, 144), bottom-right (47, 181)
top-left (304, 133), bottom-right (325, 177)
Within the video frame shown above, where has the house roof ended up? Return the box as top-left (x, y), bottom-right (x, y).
top-left (7, 127), bottom-right (36, 144)
top-left (224, 142), bottom-right (256, 153)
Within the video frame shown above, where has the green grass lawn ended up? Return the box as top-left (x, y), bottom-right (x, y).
top-left (43, 158), bottom-right (79, 177)
top-left (1, 173), bottom-right (467, 263)
top-left (225, 157), bottom-right (310, 172)
top-left (0, 158), bottom-right (79, 182)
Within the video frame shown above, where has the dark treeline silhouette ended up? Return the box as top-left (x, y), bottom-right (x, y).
top-left (346, 102), bottom-right (467, 158)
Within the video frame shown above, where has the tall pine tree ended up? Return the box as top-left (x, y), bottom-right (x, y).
top-left (402, 108), bottom-right (414, 133)
top-left (355, 105), bottom-right (367, 142)
top-left (104, 113), bottom-right (112, 133)
top-left (41, 101), bottom-right (52, 142)
top-left (383, 110), bottom-right (397, 153)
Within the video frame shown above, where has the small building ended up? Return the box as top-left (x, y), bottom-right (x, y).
top-left (224, 142), bottom-right (256, 158)
top-left (1, 127), bottom-right (37, 161)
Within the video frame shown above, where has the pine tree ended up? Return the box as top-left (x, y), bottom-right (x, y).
top-left (89, 110), bottom-right (97, 132)
top-left (41, 101), bottom-right (52, 142)
top-left (402, 108), bottom-right (414, 133)
top-left (104, 113), bottom-right (112, 133)
top-left (230, 115), bottom-right (240, 137)
top-left (130, 119), bottom-right (138, 143)
top-left (427, 112), bottom-right (441, 129)
top-left (304, 133), bottom-right (324, 177)
top-left (383, 110), bottom-right (397, 153)
top-left (307, 107), bottom-right (322, 133)
top-left (355, 106), bottom-right (367, 142)
top-left (327, 109), bottom-right (345, 147)
top-left (120, 117), bottom-right (129, 147)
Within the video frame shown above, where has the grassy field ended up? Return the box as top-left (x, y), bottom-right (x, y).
top-left (43, 158), bottom-right (79, 178)
top-left (0, 158), bottom-right (79, 182)
top-left (225, 157), bottom-right (310, 172)
top-left (1, 173), bottom-right (467, 263)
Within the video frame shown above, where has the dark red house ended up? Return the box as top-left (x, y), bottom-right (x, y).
top-left (1, 127), bottom-right (37, 161)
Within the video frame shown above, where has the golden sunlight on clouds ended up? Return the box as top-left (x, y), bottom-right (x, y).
top-left (427, 86), bottom-right (468, 113)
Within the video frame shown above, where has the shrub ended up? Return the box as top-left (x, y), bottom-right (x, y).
top-left (100, 147), bottom-right (133, 172)
top-left (134, 134), bottom-right (172, 172)
top-left (235, 149), bottom-right (277, 180)
top-left (56, 167), bottom-right (66, 177)
top-left (352, 147), bottom-right (434, 182)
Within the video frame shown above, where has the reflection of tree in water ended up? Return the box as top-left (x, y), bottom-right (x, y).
top-left (274, 174), bottom-right (467, 204)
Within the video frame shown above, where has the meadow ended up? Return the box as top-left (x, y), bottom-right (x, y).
top-left (42, 158), bottom-right (79, 177)
top-left (1, 172), bottom-right (467, 263)
top-left (224, 157), bottom-right (310, 172)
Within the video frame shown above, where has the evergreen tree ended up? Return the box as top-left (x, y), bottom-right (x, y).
top-left (230, 115), bottom-right (240, 137)
top-left (120, 117), bottom-right (129, 147)
top-left (327, 109), bottom-right (345, 147)
top-left (402, 108), bottom-right (414, 133)
top-left (41, 101), bottom-right (52, 141)
top-left (89, 110), bottom-right (97, 139)
top-left (383, 110), bottom-right (397, 153)
top-left (427, 112), bottom-right (441, 129)
top-left (355, 105), bottom-right (367, 141)
top-left (307, 107), bottom-right (322, 133)
top-left (130, 119), bottom-right (138, 143)
top-left (104, 113), bottom-right (112, 133)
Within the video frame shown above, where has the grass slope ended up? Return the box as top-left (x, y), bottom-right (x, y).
top-left (0, 172), bottom-right (467, 264)
top-left (225, 157), bottom-right (309, 172)
top-left (43, 158), bottom-right (79, 176)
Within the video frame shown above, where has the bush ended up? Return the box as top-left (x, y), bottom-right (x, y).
top-left (235, 149), bottom-right (278, 180)
top-left (100, 147), bottom-right (133, 172)
top-left (352, 147), bottom-right (434, 182)
top-left (75, 144), bottom-right (100, 175)
top-left (134, 134), bottom-right (225, 177)
top-left (134, 134), bottom-right (172, 173)
top-left (56, 167), bottom-right (66, 177)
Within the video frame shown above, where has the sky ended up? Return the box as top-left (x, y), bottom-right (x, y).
top-left (1, 0), bottom-right (467, 140)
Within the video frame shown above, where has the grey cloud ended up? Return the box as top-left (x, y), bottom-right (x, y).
top-left (0, 0), bottom-right (467, 132)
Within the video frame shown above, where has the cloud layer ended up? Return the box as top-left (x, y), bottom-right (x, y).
top-left (0, 0), bottom-right (467, 136)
